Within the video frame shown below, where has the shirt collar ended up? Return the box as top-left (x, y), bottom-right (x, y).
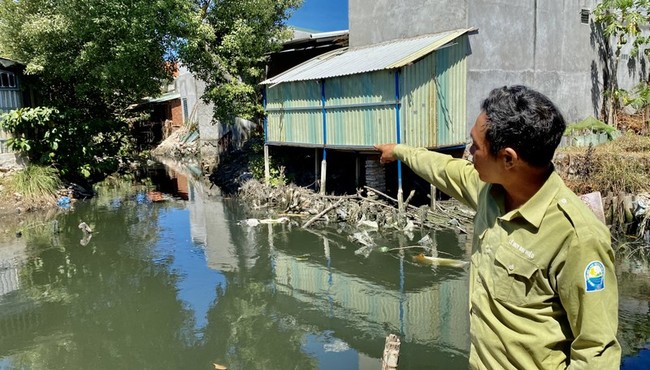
top-left (494, 171), bottom-right (563, 228)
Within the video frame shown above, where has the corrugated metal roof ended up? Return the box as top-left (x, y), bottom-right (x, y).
top-left (0, 57), bottom-right (23, 69)
top-left (146, 92), bottom-right (180, 103)
top-left (262, 28), bottom-right (474, 85)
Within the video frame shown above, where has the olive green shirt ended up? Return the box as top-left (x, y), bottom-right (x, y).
top-left (393, 144), bottom-right (621, 370)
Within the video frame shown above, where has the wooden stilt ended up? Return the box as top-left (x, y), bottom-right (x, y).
top-left (381, 334), bottom-right (400, 370)
top-left (355, 155), bottom-right (361, 188)
top-left (264, 145), bottom-right (270, 185)
top-left (320, 159), bottom-right (327, 195)
top-left (315, 148), bottom-right (319, 188)
top-left (430, 184), bottom-right (437, 210)
top-left (397, 188), bottom-right (404, 213)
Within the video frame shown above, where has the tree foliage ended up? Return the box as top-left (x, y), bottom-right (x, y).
top-left (0, 0), bottom-right (196, 179)
top-left (181, 0), bottom-right (302, 124)
top-left (593, 0), bottom-right (650, 124)
top-left (0, 0), bottom-right (303, 180)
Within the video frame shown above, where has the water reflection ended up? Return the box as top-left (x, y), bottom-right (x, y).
top-left (0, 161), bottom-right (648, 369)
top-left (618, 255), bottom-right (650, 370)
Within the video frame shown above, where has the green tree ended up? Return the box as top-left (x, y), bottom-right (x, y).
top-left (593, 0), bottom-right (650, 126)
top-left (0, 0), bottom-right (197, 179)
top-left (181, 0), bottom-right (302, 124)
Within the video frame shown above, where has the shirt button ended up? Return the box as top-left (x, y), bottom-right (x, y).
top-left (560, 198), bottom-right (567, 204)
top-left (508, 264), bottom-right (515, 272)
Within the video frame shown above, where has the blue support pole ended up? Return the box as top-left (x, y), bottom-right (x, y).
top-left (321, 79), bottom-right (327, 161)
top-left (395, 70), bottom-right (403, 207)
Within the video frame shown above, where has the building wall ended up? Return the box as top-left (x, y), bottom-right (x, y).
top-left (175, 67), bottom-right (215, 131)
top-left (174, 66), bottom-right (258, 171)
top-left (349, 0), bottom-right (467, 47)
top-left (175, 67), bottom-right (221, 170)
top-left (170, 99), bottom-right (183, 127)
top-left (349, 0), bottom-right (645, 126)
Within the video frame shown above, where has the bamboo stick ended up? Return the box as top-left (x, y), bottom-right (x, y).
top-left (302, 198), bottom-right (344, 228)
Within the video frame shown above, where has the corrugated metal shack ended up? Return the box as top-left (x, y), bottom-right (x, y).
top-left (261, 28), bottom-right (475, 197)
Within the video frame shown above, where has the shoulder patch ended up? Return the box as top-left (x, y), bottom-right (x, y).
top-left (584, 261), bottom-right (605, 292)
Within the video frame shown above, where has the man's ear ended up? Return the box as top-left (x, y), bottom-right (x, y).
top-left (501, 147), bottom-right (518, 169)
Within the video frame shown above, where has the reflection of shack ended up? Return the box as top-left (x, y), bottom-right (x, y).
top-left (272, 253), bottom-right (469, 354)
top-left (0, 240), bottom-right (44, 351)
top-left (0, 241), bottom-right (26, 297)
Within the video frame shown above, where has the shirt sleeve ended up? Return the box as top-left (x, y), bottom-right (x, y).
top-left (556, 230), bottom-right (621, 369)
top-left (393, 144), bottom-right (482, 210)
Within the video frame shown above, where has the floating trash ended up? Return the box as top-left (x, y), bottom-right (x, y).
top-left (57, 196), bottom-right (71, 209)
top-left (413, 253), bottom-right (468, 268)
top-left (135, 192), bottom-right (149, 204)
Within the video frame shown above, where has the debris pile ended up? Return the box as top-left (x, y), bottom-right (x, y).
top-left (238, 179), bottom-right (475, 234)
top-left (152, 125), bottom-right (199, 159)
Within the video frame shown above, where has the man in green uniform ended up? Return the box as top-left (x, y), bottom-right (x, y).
top-left (375, 85), bottom-right (620, 369)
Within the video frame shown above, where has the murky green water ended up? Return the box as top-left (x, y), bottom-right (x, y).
top-left (0, 163), bottom-right (648, 369)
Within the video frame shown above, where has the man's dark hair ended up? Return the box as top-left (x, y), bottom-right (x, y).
top-left (480, 85), bottom-right (566, 167)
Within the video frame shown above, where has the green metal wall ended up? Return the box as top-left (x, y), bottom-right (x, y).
top-left (433, 35), bottom-right (468, 147)
top-left (266, 80), bottom-right (322, 145)
top-left (325, 71), bottom-right (396, 147)
top-left (401, 50), bottom-right (437, 148)
top-left (265, 35), bottom-right (468, 149)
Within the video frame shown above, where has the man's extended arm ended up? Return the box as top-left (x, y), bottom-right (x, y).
top-left (375, 144), bottom-right (482, 210)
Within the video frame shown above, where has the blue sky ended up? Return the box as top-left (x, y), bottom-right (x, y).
top-left (288, 0), bottom-right (348, 32)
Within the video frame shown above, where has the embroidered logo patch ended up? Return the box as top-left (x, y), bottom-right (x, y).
top-left (584, 261), bottom-right (605, 292)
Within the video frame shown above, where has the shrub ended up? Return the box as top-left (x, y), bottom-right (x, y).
top-left (3, 165), bottom-right (61, 202)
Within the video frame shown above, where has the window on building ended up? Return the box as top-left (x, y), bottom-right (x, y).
top-left (581, 9), bottom-right (590, 24)
top-left (0, 71), bottom-right (17, 88)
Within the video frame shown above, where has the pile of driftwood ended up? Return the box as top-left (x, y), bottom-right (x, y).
top-left (238, 179), bottom-right (474, 234)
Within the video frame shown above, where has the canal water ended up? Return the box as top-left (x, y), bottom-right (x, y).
top-left (0, 162), bottom-right (648, 370)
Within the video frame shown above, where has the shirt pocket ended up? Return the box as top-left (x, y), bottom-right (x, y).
top-left (492, 246), bottom-right (539, 305)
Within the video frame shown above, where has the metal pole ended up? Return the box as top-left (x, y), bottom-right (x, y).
top-left (395, 70), bottom-right (403, 211)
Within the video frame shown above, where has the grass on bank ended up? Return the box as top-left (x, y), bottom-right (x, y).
top-left (1, 165), bottom-right (62, 203)
top-left (556, 132), bottom-right (650, 195)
